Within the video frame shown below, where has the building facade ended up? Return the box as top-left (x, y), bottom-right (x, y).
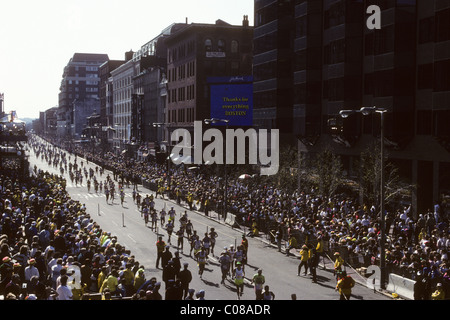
top-left (164, 17), bottom-right (253, 138)
top-left (110, 51), bottom-right (136, 154)
top-left (57, 53), bottom-right (109, 139)
top-left (132, 23), bottom-right (186, 148)
top-left (254, 0), bottom-right (450, 215)
top-left (99, 59), bottom-right (127, 150)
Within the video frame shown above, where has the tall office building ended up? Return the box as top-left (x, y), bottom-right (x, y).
top-left (254, 0), bottom-right (450, 214)
top-left (253, 0), bottom-right (295, 137)
top-left (57, 53), bottom-right (109, 138)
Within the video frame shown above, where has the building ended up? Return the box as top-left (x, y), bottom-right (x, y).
top-left (57, 53), bottom-right (109, 139)
top-left (164, 17), bottom-right (253, 141)
top-left (110, 51), bottom-right (136, 154)
top-left (132, 23), bottom-right (186, 151)
top-left (253, 0), bottom-right (296, 137)
top-left (44, 107), bottom-right (58, 138)
top-left (99, 59), bottom-right (127, 150)
top-left (0, 93), bottom-right (4, 117)
top-left (254, 0), bottom-right (450, 215)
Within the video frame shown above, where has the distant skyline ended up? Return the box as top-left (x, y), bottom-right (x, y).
top-left (0, 0), bottom-right (254, 119)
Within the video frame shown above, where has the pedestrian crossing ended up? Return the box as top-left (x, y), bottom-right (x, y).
top-left (70, 191), bottom-right (135, 199)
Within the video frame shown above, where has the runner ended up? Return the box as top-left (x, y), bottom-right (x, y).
top-left (120, 189), bottom-right (125, 207)
top-left (195, 247), bottom-right (207, 279)
top-left (142, 205), bottom-right (149, 226)
top-left (166, 220), bottom-right (174, 244)
top-left (209, 228), bottom-right (218, 256)
top-left (232, 262), bottom-right (245, 299)
top-left (262, 285), bottom-right (275, 300)
top-left (104, 187), bottom-right (109, 203)
top-left (251, 269), bottom-right (265, 300)
top-left (160, 207), bottom-right (167, 227)
top-left (151, 210), bottom-right (158, 231)
top-left (168, 207), bottom-right (176, 225)
top-left (234, 245), bottom-right (245, 270)
top-left (218, 250), bottom-right (231, 284)
top-left (192, 235), bottom-right (202, 257)
top-left (185, 220), bottom-right (193, 239)
top-left (202, 233), bottom-right (211, 257)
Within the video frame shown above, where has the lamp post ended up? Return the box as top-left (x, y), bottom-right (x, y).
top-left (204, 118), bottom-right (229, 220)
top-left (339, 106), bottom-right (387, 290)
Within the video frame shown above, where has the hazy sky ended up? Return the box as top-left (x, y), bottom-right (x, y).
top-left (0, 0), bottom-right (254, 119)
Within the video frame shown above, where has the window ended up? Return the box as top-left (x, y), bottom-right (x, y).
top-left (324, 39), bottom-right (345, 64)
top-left (418, 17), bottom-right (434, 44)
top-left (436, 8), bottom-right (450, 42)
top-left (417, 110), bottom-right (432, 135)
top-left (218, 39), bottom-right (225, 52)
top-left (417, 64), bottom-right (433, 90)
top-left (205, 39), bottom-right (212, 52)
top-left (434, 59), bottom-right (450, 91)
top-left (374, 25), bottom-right (394, 55)
top-left (295, 16), bottom-right (307, 38)
top-left (433, 110), bottom-right (450, 136)
top-left (324, 1), bottom-right (345, 29)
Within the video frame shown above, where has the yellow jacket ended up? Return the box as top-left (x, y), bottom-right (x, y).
top-left (289, 236), bottom-right (298, 249)
top-left (300, 248), bottom-right (309, 261)
top-left (316, 240), bottom-right (324, 253)
top-left (336, 276), bottom-right (355, 296)
top-left (334, 256), bottom-right (344, 270)
top-left (97, 271), bottom-right (106, 291)
top-left (100, 275), bottom-right (118, 293)
top-left (431, 288), bottom-right (445, 300)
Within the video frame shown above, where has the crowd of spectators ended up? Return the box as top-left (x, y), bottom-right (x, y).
top-left (63, 137), bottom-right (450, 299)
top-left (0, 138), bottom-right (210, 300)
top-left (2, 134), bottom-right (447, 300)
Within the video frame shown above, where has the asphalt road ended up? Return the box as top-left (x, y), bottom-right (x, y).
top-left (27, 141), bottom-right (392, 300)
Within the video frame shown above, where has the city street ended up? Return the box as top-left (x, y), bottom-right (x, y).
top-left (28, 142), bottom-right (391, 300)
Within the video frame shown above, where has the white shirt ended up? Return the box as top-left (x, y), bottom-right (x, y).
top-left (24, 265), bottom-right (40, 282)
top-left (56, 284), bottom-right (73, 300)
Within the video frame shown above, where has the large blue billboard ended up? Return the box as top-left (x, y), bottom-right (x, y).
top-left (208, 76), bottom-right (253, 126)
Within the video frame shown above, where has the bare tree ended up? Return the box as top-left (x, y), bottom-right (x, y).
top-left (313, 146), bottom-right (344, 199)
top-left (358, 142), bottom-right (413, 208)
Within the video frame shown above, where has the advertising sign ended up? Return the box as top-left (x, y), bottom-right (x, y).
top-left (208, 76), bottom-right (253, 126)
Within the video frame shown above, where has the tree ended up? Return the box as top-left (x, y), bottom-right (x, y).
top-left (313, 146), bottom-right (343, 199)
top-left (358, 142), bottom-right (413, 209)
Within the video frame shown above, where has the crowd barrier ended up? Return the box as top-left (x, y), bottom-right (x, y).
top-left (386, 273), bottom-right (415, 300)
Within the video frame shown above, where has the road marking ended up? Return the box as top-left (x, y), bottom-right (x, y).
top-left (127, 234), bottom-right (137, 243)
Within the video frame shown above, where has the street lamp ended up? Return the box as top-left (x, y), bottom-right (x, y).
top-left (204, 118), bottom-right (229, 220)
top-left (339, 106), bottom-right (388, 289)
